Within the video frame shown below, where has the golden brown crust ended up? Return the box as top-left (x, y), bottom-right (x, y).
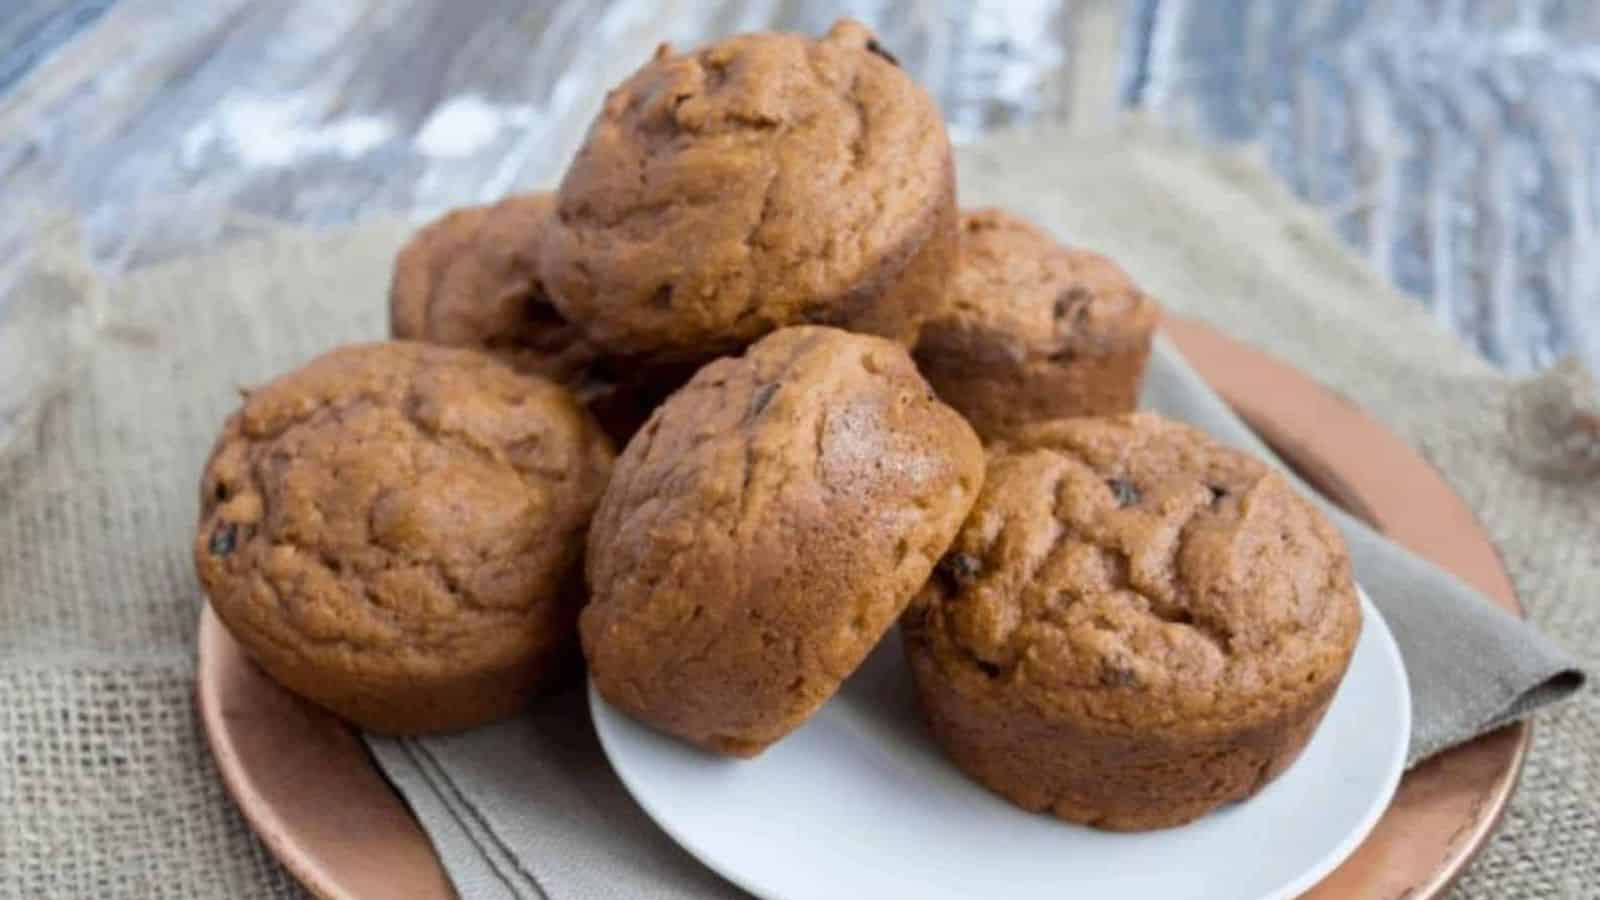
top-left (194, 342), bottom-right (614, 734)
top-left (902, 413), bottom-right (1360, 829)
top-left (914, 209), bottom-right (1158, 440)
top-left (389, 192), bottom-right (662, 444)
top-left (542, 19), bottom-right (956, 366)
top-left (582, 326), bottom-right (983, 755)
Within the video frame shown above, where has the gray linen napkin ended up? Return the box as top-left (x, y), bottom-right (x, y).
top-left (365, 336), bottom-right (1586, 900)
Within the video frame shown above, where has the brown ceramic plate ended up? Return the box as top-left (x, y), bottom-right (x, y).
top-left (197, 318), bottom-right (1529, 900)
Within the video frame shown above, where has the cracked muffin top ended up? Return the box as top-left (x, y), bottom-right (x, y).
top-left (906, 413), bottom-right (1360, 736)
top-left (581, 326), bottom-right (983, 755)
top-left (195, 342), bottom-right (613, 705)
top-left (390, 192), bottom-right (603, 385)
top-left (541, 19), bottom-right (955, 366)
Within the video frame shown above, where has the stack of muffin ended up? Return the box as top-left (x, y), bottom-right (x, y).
top-left (196, 20), bottom-right (1360, 832)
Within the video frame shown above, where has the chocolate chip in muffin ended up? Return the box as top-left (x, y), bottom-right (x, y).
top-left (865, 37), bottom-right (899, 67)
top-left (1106, 477), bottom-right (1141, 507)
top-left (748, 382), bottom-right (780, 419)
top-left (1100, 662), bottom-right (1139, 688)
top-left (935, 551), bottom-right (983, 593)
top-left (1052, 286), bottom-right (1091, 323)
top-left (208, 523), bottom-right (238, 558)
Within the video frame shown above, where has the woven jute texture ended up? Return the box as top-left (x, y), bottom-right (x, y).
top-left (1, 125), bottom-right (1594, 898)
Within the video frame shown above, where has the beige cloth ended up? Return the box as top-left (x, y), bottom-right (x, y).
top-left (1, 126), bottom-right (1595, 898)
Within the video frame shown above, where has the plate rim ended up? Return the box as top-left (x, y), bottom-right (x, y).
top-left (196, 607), bottom-right (457, 900)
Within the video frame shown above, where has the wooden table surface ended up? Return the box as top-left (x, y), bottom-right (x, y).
top-left (4, 0), bottom-right (1598, 374)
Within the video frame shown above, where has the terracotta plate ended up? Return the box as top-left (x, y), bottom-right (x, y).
top-left (197, 319), bottom-right (1529, 900)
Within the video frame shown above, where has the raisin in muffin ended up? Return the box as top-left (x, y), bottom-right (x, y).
top-left (902, 413), bottom-right (1361, 830)
top-left (195, 342), bottom-right (614, 734)
top-left (582, 326), bottom-right (983, 756)
top-left (914, 209), bottom-right (1158, 440)
top-left (541, 20), bottom-right (957, 368)
top-left (389, 192), bottom-right (658, 444)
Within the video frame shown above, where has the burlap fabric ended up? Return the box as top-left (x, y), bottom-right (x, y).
top-left (1, 126), bottom-right (1594, 898)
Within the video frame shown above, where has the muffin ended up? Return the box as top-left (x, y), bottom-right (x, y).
top-left (902, 413), bottom-right (1361, 830)
top-left (541, 19), bottom-right (957, 368)
top-left (195, 342), bottom-right (614, 734)
top-left (582, 326), bottom-right (983, 756)
top-left (914, 209), bottom-right (1158, 440)
top-left (389, 192), bottom-right (659, 444)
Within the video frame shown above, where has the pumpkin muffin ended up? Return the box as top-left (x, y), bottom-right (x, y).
top-left (541, 19), bottom-right (957, 368)
top-left (389, 192), bottom-right (658, 444)
top-left (582, 326), bottom-right (983, 756)
top-left (902, 413), bottom-right (1361, 830)
top-left (914, 209), bottom-right (1158, 440)
top-left (391, 193), bottom-right (596, 383)
top-left (195, 342), bottom-right (614, 734)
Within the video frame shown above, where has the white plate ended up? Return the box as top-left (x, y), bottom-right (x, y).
top-left (591, 591), bottom-right (1409, 900)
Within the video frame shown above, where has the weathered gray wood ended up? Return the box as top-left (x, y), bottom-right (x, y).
top-left (0, 0), bottom-right (1595, 385)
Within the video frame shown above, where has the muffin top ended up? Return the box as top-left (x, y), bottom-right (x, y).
top-left (196, 342), bottom-right (614, 676)
top-left (907, 413), bottom-right (1360, 736)
top-left (582, 326), bottom-right (983, 754)
top-left (542, 19), bottom-right (953, 365)
top-left (389, 192), bottom-right (603, 387)
top-left (920, 209), bottom-right (1157, 370)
